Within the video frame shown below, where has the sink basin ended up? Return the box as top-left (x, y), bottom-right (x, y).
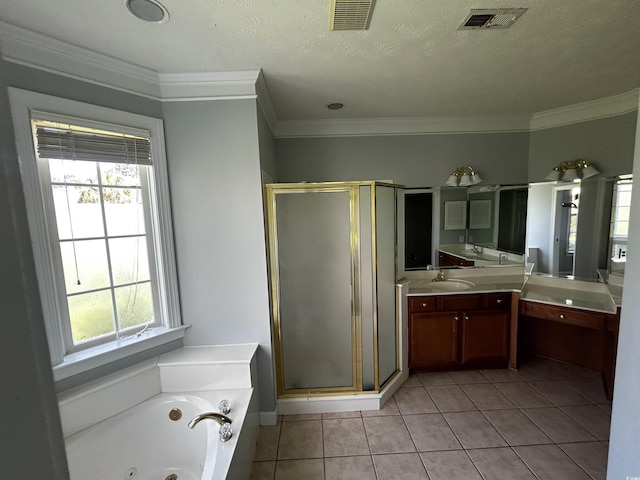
top-left (427, 279), bottom-right (475, 291)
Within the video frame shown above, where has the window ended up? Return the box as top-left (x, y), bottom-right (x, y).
top-left (9, 89), bottom-right (183, 379)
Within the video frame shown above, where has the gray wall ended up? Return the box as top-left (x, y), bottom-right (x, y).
top-left (258, 107), bottom-right (277, 180)
top-left (275, 132), bottom-right (530, 187)
top-left (608, 98), bottom-right (640, 478)
top-left (0, 58), bottom-right (169, 477)
top-left (529, 112), bottom-right (637, 182)
top-left (162, 99), bottom-right (276, 412)
top-left (0, 60), bottom-right (69, 480)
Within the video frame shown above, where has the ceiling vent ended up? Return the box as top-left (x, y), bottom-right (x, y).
top-left (458, 8), bottom-right (527, 30)
top-left (330, 0), bottom-right (376, 31)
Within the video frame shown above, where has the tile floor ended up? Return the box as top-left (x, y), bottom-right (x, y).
top-left (250, 357), bottom-right (611, 480)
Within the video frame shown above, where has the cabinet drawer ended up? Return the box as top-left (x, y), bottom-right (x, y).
top-left (409, 296), bottom-right (439, 312)
top-left (483, 293), bottom-right (511, 309)
top-left (440, 294), bottom-right (482, 311)
top-left (523, 301), bottom-right (607, 330)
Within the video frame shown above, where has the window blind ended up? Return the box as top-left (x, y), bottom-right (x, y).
top-left (34, 123), bottom-right (152, 165)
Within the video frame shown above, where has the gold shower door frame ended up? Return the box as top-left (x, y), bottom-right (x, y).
top-left (265, 181), bottom-right (400, 398)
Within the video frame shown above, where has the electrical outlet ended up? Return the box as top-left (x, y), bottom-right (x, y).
top-left (499, 253), bottom-right (508, 264)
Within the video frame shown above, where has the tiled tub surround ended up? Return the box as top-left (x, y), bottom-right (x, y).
top-left (250, 357), bottom-right (610, 480)
top-left (58, 345), bottom-right (260, 480)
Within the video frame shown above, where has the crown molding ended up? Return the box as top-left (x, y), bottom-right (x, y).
top-left (1, 21), bottom-right (637, 138)
top-left (530, 89), bottom-right (640, 131)
top-left (158, 70), bottom-right (261, 100)
top-left (0, 21), bottom-right (161, 99)
top-left (274, 115), bottom-right (532, 138)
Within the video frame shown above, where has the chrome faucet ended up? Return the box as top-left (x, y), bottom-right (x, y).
top-left (432, 269), bottom-right (446, 282)
top-left (188, 412), bottom-right (232, 429)
top-left (188, 412), bottom-right (233, 442)
top-left (472, 245), bottom-right (482, 255)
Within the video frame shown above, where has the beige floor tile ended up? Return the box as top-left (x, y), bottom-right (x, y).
top-left (420, 450), bottom-right (483, 480)
top-left (362, 415), bottom-right (416, 454)
top-left (558, 442), bottom-right (609, 480)
top-left (494, 381), bottom-right (552, 408)
top-left (483, 409), bottom-right (552, 446)
top-left (323, 418), bottom-right (370, 457)
top-left (372, 453), bottom-right (429, 480)
top-left (515, 445), bottom-right (590, 480)
top-left (517, 357), bottom-right (594, 381)
top-left (250, 461), bottom-right (275, 480)
top-left (402, 374), bottom-right (423, 387)
top-left (324, 456), bottom-right (376, 480)
top-left (461, 383), bottom-right (515, 410)
top-left (394, 386), bottom-right (438, 414)
top-left (466, 447), bottom-right (537, 480)
top-left (426, 384), bottom-right (477, 412)
top-left (281, 413), bottom-right (321, 421)
top-left (480, 368), bottom-right (523, 383)
top-left (403, 413), bottom-right (462, 451)
top-left (560, 404), bottom-right (611, 440)
top-left (254, 425), bottom-right (282, 461)
top-left (443, 411), bottom-right (507, 449)
top-left (361, 397), bottom-right (400, 417)
top-left (521, 407), bottom-right (596, 443)
top-left (322, 411), bottom-right (361, 419)
top-left (529, 380), bottom-right (592, 406)
top-left (274, 459), bottom-right (324, 480)
top-left (277, 420), bottom-right (323, 460)
top-left (416, 371), bottom-right (455, 386)
top-left (449, 370), bottom-right (489, 384)
top-left (565, 377), bottom-right (610, 403)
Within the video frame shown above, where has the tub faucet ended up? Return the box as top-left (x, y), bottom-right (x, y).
top-left (188, 412), bottom-right (232, 429)
top-left (188, 412), bottom-right (233, 442)
top-left (432, 269), bottom-right (446, 282)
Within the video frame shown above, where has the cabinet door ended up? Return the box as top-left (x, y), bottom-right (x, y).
top-left (460, 310), bottom-right (509, 367)
top-left (410, 312), bottom-right (459, 369)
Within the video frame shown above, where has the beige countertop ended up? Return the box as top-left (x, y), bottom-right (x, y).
top-left (403, 267), bottom-right (620, 314)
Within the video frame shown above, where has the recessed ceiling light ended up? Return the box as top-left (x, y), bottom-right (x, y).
top-left (327, 103), bottom-right (344, 110)
top-left (126, 0), bottom-right (169, 23)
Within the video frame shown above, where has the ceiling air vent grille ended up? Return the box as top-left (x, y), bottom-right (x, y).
top-left (459, 8), bottom-right (527, 30)
top-left (330, 0), bottom-right (376, 31)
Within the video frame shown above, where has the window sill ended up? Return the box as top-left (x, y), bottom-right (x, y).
top-left (52, 325), bottom-right (189, 382)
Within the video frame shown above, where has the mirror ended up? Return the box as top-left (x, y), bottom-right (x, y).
top-left (405, 185), bottom-right (528, 270)
top-left (525, 175), bottom-right (632, 281)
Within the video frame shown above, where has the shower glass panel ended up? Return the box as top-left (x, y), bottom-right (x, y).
top-left (275, 190), bottom-right (355, 390)
top-left (376, 185), bottom-right (398, 385)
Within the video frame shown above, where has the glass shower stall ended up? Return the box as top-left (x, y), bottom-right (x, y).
top-left (265, 181), bottom-right (401, 397)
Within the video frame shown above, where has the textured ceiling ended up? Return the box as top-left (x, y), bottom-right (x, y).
top-left (1, 0), bottom-right (639, 121)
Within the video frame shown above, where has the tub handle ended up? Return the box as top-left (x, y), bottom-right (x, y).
top-left (219, 422), bottom-right (233, 442)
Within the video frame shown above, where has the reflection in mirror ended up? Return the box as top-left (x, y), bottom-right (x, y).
top-left (404, 185), bottom-right (528, 270)
top-left (525, 175), bottom-right (632, 281)
top-left (608, 175), bottom-right (633, 277)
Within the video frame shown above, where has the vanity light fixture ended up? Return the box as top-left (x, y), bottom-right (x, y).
top-left (445, 166), bottom-right (482, 187)
top-left (545, 160), bottom-right (599, 182)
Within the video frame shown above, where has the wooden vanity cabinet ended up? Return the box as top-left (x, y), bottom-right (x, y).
top-left (438, 251), bottom-right (474, 267)
top-left (518, 299), bottom-right (620, 399)
top-left (409, 293), bottom-right (511, 372)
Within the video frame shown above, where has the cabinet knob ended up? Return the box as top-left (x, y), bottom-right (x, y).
top-left (559, 314), bottom-right (565, 320)
top-left (454, 316), bottom-right (460, 321)
top-left (464, 315), bottom-right (470, 321)
top-left (422, 303), bottom-right (428, 308)
top-left (496, 299), bottom-right (503, 304)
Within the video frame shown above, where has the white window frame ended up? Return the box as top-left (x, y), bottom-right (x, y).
top-left (9, 88), bottom-right (184, 381)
